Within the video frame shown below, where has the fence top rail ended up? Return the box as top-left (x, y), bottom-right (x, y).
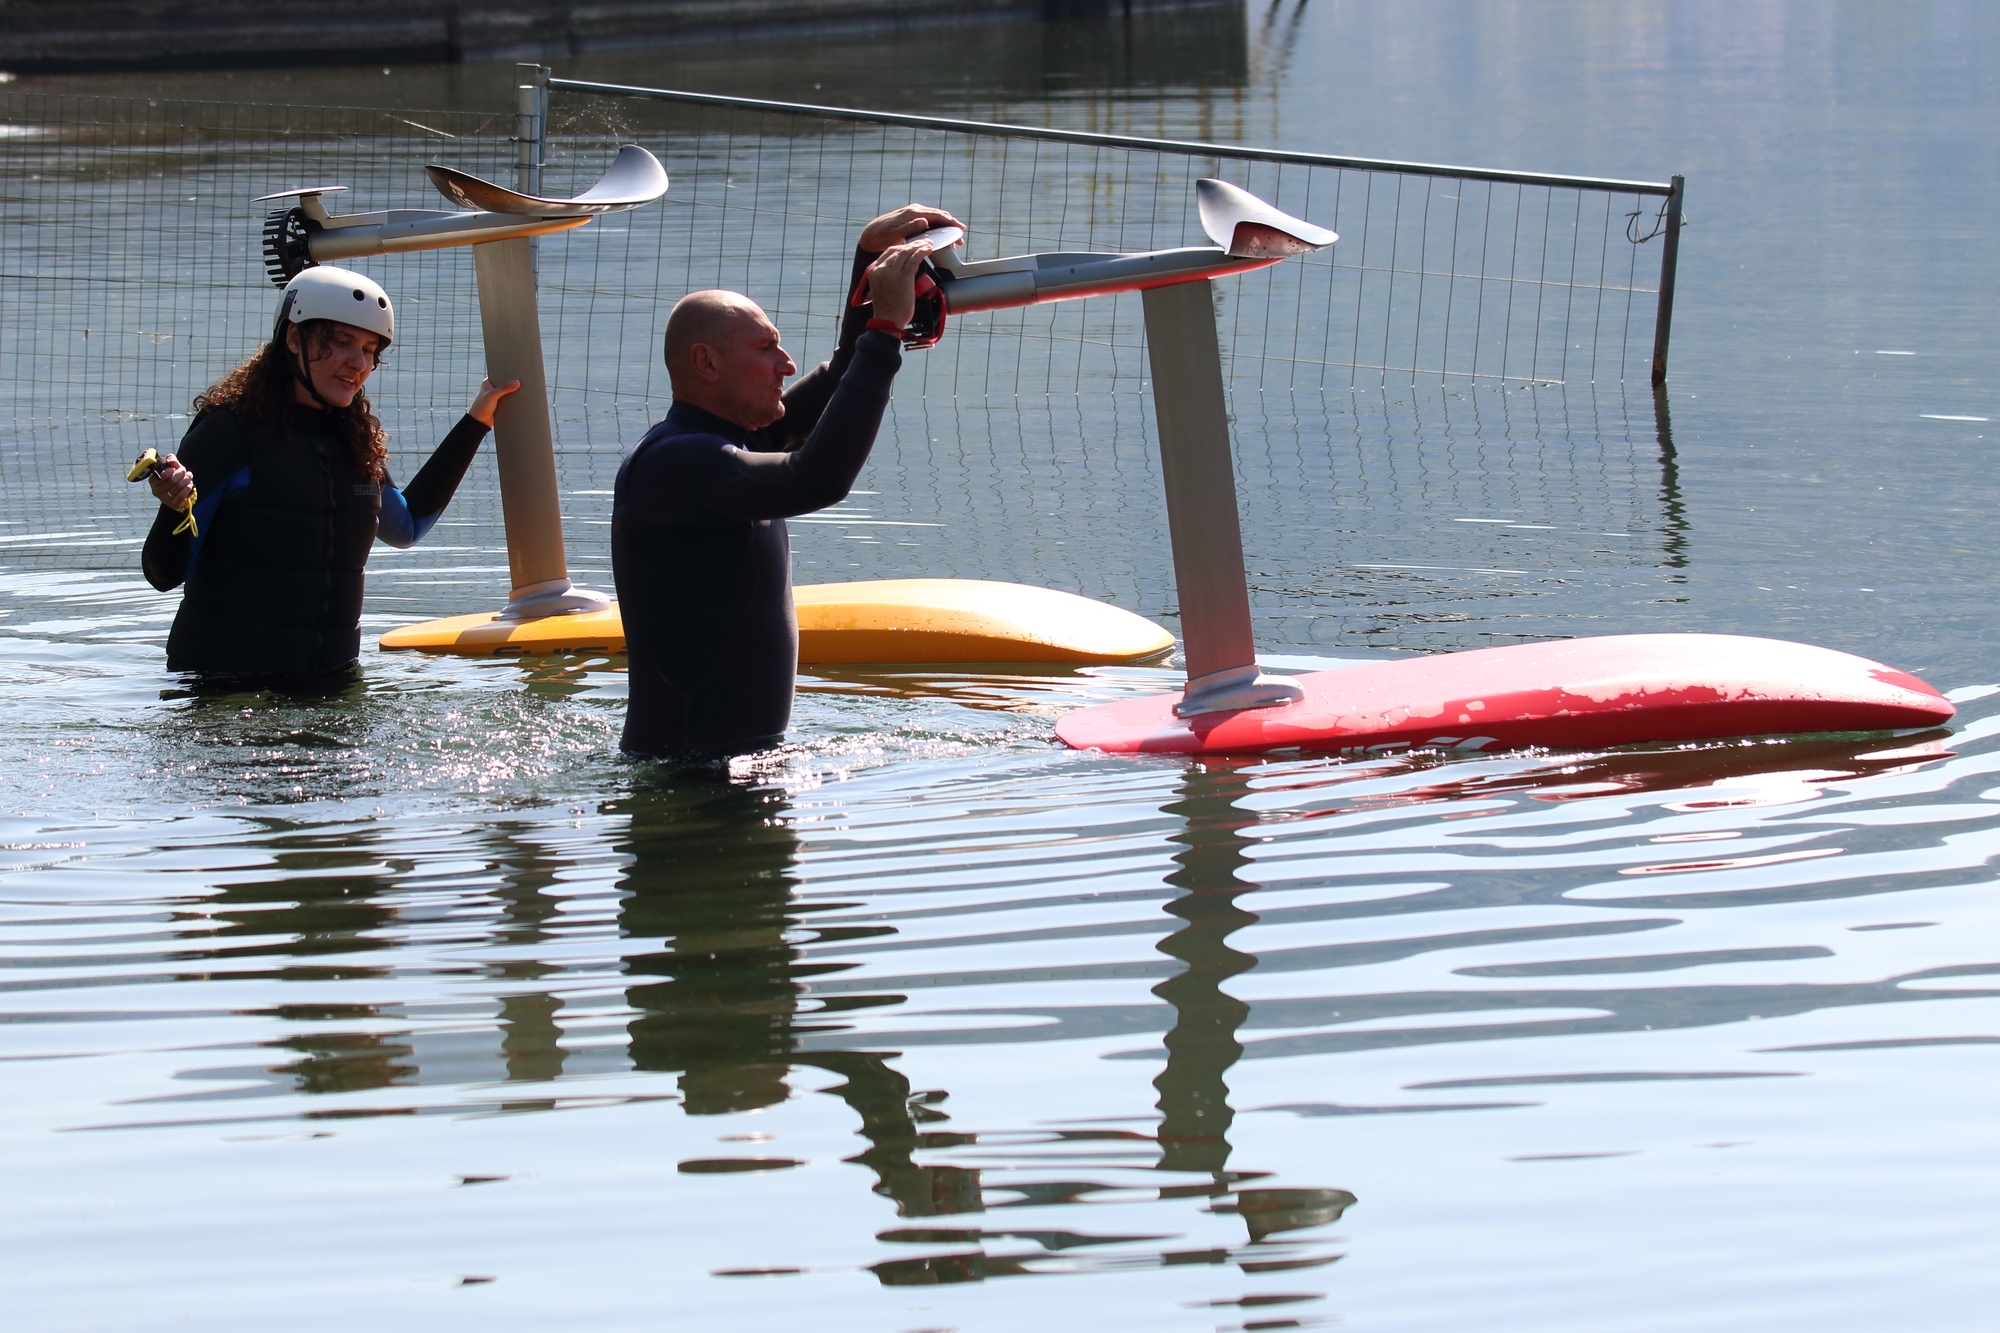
top-left (549, 77), bottom-right (1676, 197)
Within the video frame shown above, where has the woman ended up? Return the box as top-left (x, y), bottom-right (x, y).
top-left (143, 266), bottom-right (517, 679)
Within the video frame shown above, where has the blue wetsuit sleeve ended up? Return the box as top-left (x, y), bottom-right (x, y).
top-left (376, 481), bottom-right (430, 549)
top-left (142, 408), bottom-right (250, 592)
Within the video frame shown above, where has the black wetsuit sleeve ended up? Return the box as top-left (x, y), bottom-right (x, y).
top-left (400, 414), bottom-right (490, 520)
top-left (142, 410), bottom-right (249, 592)
top-left (704, 328), bottom-right (902, 520)
top-left (620, 328), bottom-right (901, 526)
top-left (761, 246), bottom-right (881, 451)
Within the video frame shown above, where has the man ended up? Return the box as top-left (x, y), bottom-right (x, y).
top-left (612, 205), bottom-right (962, 762)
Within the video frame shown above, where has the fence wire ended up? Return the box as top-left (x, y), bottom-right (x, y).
top-left (0, 89), bottom-right (1682, 652)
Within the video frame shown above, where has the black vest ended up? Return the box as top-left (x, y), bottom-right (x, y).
top-left (166, 409), bottom-right (382, 676)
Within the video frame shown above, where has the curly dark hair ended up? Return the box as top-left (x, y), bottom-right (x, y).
top-left (192, 320), bottom-right (389, 482)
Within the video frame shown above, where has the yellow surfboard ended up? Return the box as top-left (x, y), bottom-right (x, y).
top-left (378, 578), bottom-right (1175, 664)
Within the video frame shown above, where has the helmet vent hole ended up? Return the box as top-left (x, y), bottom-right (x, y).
top-left (377, 297), bottom-right (388, 307)
top-left (352, 289), bottom-right (365, 300)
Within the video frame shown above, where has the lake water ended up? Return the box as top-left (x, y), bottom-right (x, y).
top-left (5, 3), bottom-right (2000, 1329)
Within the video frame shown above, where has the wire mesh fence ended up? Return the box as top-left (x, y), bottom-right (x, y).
top-left (0, 85), bottom-right (1683, 652)
top-left (0, 93), bottom-right (519, 610)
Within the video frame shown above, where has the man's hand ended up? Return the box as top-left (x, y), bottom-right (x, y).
top-left (468, 377), bottom-right (522, 427)
top-left (148, 455), bottom-right (195, 509)
top-left (859, 204), bottom-right (965, 254)
top-left (860, 242), bottom-right (932, 331)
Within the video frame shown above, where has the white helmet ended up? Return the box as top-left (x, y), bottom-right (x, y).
top-left (272, 266), bottom-right (395, 347)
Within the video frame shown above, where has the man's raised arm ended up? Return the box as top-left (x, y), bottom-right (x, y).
top-left (694, 240), bottom-right (933, 520)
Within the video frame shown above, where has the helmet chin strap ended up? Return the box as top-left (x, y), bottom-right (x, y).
top-left (277, 329), bottom-right (334, 413)
top-left (270, 292), bottom-right (335, 411)
top-left (288, 335), bottom-right (333, 410)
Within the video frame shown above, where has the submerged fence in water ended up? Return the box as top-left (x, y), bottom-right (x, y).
top-left (0, 80), bottom-right (1685, 651)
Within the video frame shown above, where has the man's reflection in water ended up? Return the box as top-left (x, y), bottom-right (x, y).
top-left (610, 776), bottom-right (978, 1218)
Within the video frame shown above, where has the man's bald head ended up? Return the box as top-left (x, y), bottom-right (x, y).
top-left (664, 290), bottom-right (767, 385)
top-left (662, 289), bottom-right (798, 429)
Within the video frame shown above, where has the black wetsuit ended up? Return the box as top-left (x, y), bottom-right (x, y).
top-left (612, 256), bottom-right (902, 759)
top-left (142, 404), bottom-right (488, 677)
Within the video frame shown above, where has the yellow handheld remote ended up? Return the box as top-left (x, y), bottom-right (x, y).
top-left (125, 448), bottom-right (162, 483)
top-left (126, 448), bottom-right (199, 538)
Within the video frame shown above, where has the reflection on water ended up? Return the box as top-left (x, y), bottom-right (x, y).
top-left (1152, 766), bottom-right (1262, 1182)
top-left (6, 629), bottom-right (2000, 1325)
top-left (596, 769), bottom-right (1353, 1291)
top-left (614, 779), bottom-right (985, 1232)
top-left (1651, 385), bottom-right (1688, 572)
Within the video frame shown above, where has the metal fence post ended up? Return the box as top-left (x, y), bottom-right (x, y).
top-left (1649, 173), bottom-right (1684, 386)
top-left (516, 63), bottom-right (547, 196)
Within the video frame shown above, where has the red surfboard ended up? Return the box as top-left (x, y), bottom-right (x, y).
top-left (1054, 634), bottom-right (1954, 757)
